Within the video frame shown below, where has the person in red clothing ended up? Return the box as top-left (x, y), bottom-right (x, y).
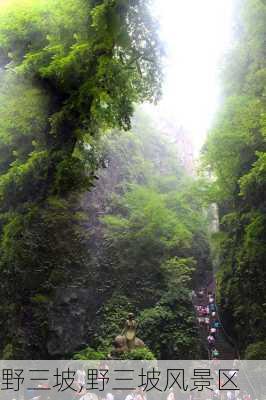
top-left (198, 307), bottom-right (205, 317)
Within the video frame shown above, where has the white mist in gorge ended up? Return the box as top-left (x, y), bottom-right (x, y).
top-left (152, 0), bottom-right (234, 153)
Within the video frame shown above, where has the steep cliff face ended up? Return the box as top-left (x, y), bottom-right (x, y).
top-left (0, 0), bottom-right (163, 360)
top-left (47, 288), bottom-right (103, 357)
top-left (67, 127), bottom-right (212, 360)
top-left (0, 121), bottom-right (213, 360)
top-left (0, 121), bottom-right (211, 359)
top-left (203, 0), bottom-right (266, 357)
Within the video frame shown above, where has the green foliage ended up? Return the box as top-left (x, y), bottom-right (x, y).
top-left (0, 0), bottom-right (162, 134)
top-left (0, 73), bottom-right (49, 172)
top-left (73, 345), bottom-right (155, 360)
top-left (74, 118), bottom-right (210, 359)
top-left (203, 0), bottom-right (266, 355)
top-left (93, 294), bottom-right (134, 349)
top-left (73, 347), bottom-right (108, 361)
top-left (203, 95), bottom-right (265, 201)
top-left (239, 152), bottom-right (266, 206)
top-left (2, 343), bottom-right (14, 360)
top-left (103, 186), bottom-right (193, 251)
top-left (138, 303), bottom-right (199, 359)
top-left (245, 341), bottom-right (266, 360)
top-left (161, 257), bottom-right (196, 293)
top-left (120, 347), bottom-right (155, 360)
top-left (0, 0), bottom-right (212, 361)
top-left (0, 0), bottom-right (162, 358)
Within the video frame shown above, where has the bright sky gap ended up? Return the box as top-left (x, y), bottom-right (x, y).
top-left (149, 0), bottom-right (234, 153)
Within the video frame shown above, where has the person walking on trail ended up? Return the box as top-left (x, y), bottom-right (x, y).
top-left (210, 303), bottom-right (216, 318)
top-left (198, 289), bottom-right (204, 298)
top-left (198, 316), bottom-right (205, 327)
top-left (195, 305), bottom-right (202, 314)
top-left (209, 296), bottom-right (215, 304)
top-left (212, 348), bottom-right (219, 359)
top-left (198, 307), bottom-right (205, 317)
top-left (207, 334), bottom-right (215, 349)
top-left (210, 326), bottom-right (217, 338)
top-left (205, 316), bottom-right (210, 329)
top-left (203, 307), bottom-right (209, 316)
top-left (213, 320), bottom-right (221, 329)
top-left (209, 303), bottom-right (216, 312)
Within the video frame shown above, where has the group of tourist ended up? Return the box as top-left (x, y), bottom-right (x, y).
top-left (194, 289), bottom-right (221, 360)
top-left (76, 388), bottom-right (255, 400)
top-left (191, 289), bottom-right (256, 400)
top-left (20, 291), bottom-right (256, 400)
top-left (95, 389), bottom-right (146, 400)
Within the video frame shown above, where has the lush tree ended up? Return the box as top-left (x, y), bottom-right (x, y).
top-left (0, 0), bottom-right (162, 358)
top-left (78, 117), bottom-right (210, 359)
top-left (203, 0), bottom-right (266, 354)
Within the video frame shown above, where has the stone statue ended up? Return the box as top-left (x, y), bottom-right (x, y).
top-left (122, 312), bottom-right (137, 350)
top-left (112, 313), bottom-right (145, 355)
